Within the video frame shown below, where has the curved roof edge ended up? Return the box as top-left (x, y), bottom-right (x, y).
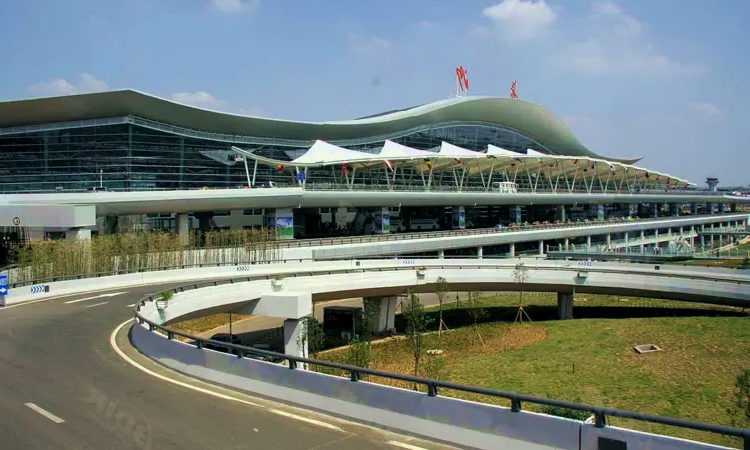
top-left (0, 89), bottom-right (640, 164)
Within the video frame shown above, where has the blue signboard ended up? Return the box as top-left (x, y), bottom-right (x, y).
top-left (0, 274), bottom-right (7, 307)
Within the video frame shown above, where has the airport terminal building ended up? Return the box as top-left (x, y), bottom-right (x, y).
top-left (0, 90), bottom-right (640, 193)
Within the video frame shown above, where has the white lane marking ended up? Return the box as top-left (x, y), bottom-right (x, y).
top-left (270, 408), bottom-right (343, 432)
top-left (110, 319), bottom-right (264, 407)
top-left (24, 402), bottom-right (65, 424)
top-left (85, 302), bottom-right (109, 309)
top-left (387, 441), bottom-right (429, 450)
top-left (65, 292), bottom-right (128, 304)
top-left (110, 320), bottom-right (348, 433)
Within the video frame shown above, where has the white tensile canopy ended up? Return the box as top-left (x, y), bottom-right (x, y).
top-left (289, 140), bottom-right (375, 165)
top-left (231, 140), bottom-right (693, 188)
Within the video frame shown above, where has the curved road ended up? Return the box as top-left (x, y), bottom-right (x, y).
top-left (0, 284), bottom-right (452, 450)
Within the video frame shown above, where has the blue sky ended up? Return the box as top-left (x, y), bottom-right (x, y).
top-left (1, 0), bottom-right (748, 185)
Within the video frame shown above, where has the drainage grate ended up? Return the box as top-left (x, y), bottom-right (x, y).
top-left (633, 344), bottom-right (662, 354)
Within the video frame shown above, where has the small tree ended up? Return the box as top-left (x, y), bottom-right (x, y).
top-left (297, 315), bottom-right (326, 360)
top-left (433, 276), bottom-right (450, 347)
top-left (466, 291), bottom-right (487, 346)
top-left (346, 336), bottom-right (372, 379)
top-left (402, 290), bottom-right (433, 388)
top-left (512, 262), bottom-right (533, 323)
top-left (360, 297), bottom-right (382, 339)
top-left (728, 368), bottom-right (750, 426)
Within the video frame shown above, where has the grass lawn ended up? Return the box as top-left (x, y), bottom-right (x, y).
top-left (315, 293), bottom-right (750, 448)
top-left (169, 313), bottom-right (253, 337)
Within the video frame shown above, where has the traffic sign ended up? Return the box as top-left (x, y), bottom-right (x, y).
top-left (0, 274), bottom-right (8, 307)
top-left (12, 217), bottom-right (20, 226)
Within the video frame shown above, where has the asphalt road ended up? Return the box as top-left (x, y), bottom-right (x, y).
top-left (0, 284), bottom-right (456, 450)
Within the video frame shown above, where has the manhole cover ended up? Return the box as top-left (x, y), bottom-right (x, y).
top-left (633, 344), bottom-right (662, 354)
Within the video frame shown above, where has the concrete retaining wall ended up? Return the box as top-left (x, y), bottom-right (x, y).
top-left (132, 323), bottom-right (582, 449)
top-left (133, 292), bottom-right (738, 450)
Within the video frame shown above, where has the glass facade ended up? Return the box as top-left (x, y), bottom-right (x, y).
top-left (0, 118), bottom-right (547, 193)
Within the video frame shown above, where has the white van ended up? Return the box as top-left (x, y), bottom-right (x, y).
top-left (491, 182), bottom-right (517, 194)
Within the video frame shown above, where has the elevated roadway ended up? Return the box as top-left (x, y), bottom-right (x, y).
top-left (130, 259), bottom-right (750, 449)
top-left (0, 284), bottom-right (450, 450)
top-left (2, 187), bottom-right (749, 217)
top-left (1, 259), bottom-right (747, 449)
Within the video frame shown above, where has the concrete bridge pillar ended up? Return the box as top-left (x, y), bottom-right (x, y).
top-left (176, 213), bottom-right (189, 245)
top-left (555, 205), bottom-right (566, 222)
top-left (477, 247), bottom-right (483, 259)
top-left (510, 206), bottom-right (522, 225)
top-left (586, 236), bottom-right (592, 251)
top-left (564, 237), bottom-right (570, 250)
top-left (640, 230), bottom-right (645, 251)
top-left (538, 240), bottom-right (544, 256)
top-left (452, 206), bottom-right (466, 230)
top-left (363, 296), bottom-right (398, 333)
top-left (606, 234), bottom-right (611, 247)
top-left (105, 216), bottom-right (118, 234)
top-left (283, 318), bottom-right (307, 359)
top-left (509, 243), bottom-right (516, 258)
top-left (438, 249), bottom-right (445, 259)
top-left (557, 292), bottom-right (574, 320)
top-left (596, 204), bottom-right (605, 221)
top-left (624, 232), bottom-right (629, 245)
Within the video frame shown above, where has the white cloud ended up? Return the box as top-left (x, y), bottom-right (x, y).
top-left (209, 0), bottom-right (258, 13)
top-left (171, 91), bottom-right (228, 109)
top-left (482, 0), bottom-right (556, 41)
top-left (592, 0), bottom-right (642, 37)
top-left (689, 102), bottom-right (724, 118)
top-left (418, 20), bottom-right (436, 29)
top-left (347, 32), bottom-right (391, 55)
top-left (552, 2), bottom-right (705, 76)
top-left (28, 73), bottom-right (109, 97)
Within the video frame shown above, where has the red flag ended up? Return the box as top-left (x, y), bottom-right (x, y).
top-left (383, 160), bottom-right (393, 170)
top-left (342, 164), bottom-right (349, 175)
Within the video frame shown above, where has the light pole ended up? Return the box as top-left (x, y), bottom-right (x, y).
top-left (99, 169), bottom-right (103, 188)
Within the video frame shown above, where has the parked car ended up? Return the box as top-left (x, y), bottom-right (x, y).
top-left (87, 186), bottom-right (109, 192)
top-left (245, 344), bottom-right (282, 363)
top-left (205, 333), bottom-right (241, 355)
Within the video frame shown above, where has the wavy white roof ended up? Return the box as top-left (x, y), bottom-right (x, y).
top-left (378, 140), bottom-right (435, 159)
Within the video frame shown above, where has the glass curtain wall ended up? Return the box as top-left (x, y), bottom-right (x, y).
top-left (0, 121), bottom-right (556, 193)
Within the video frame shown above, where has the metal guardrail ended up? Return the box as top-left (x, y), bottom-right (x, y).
top-left (5, 213), bottom-right (746, 288)
top-left (0, 181), bottom-right (742, 196)
top-left (132, 266), bottom-right (750, 447)
top-left (278, 213), bottom-right (736, 248)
